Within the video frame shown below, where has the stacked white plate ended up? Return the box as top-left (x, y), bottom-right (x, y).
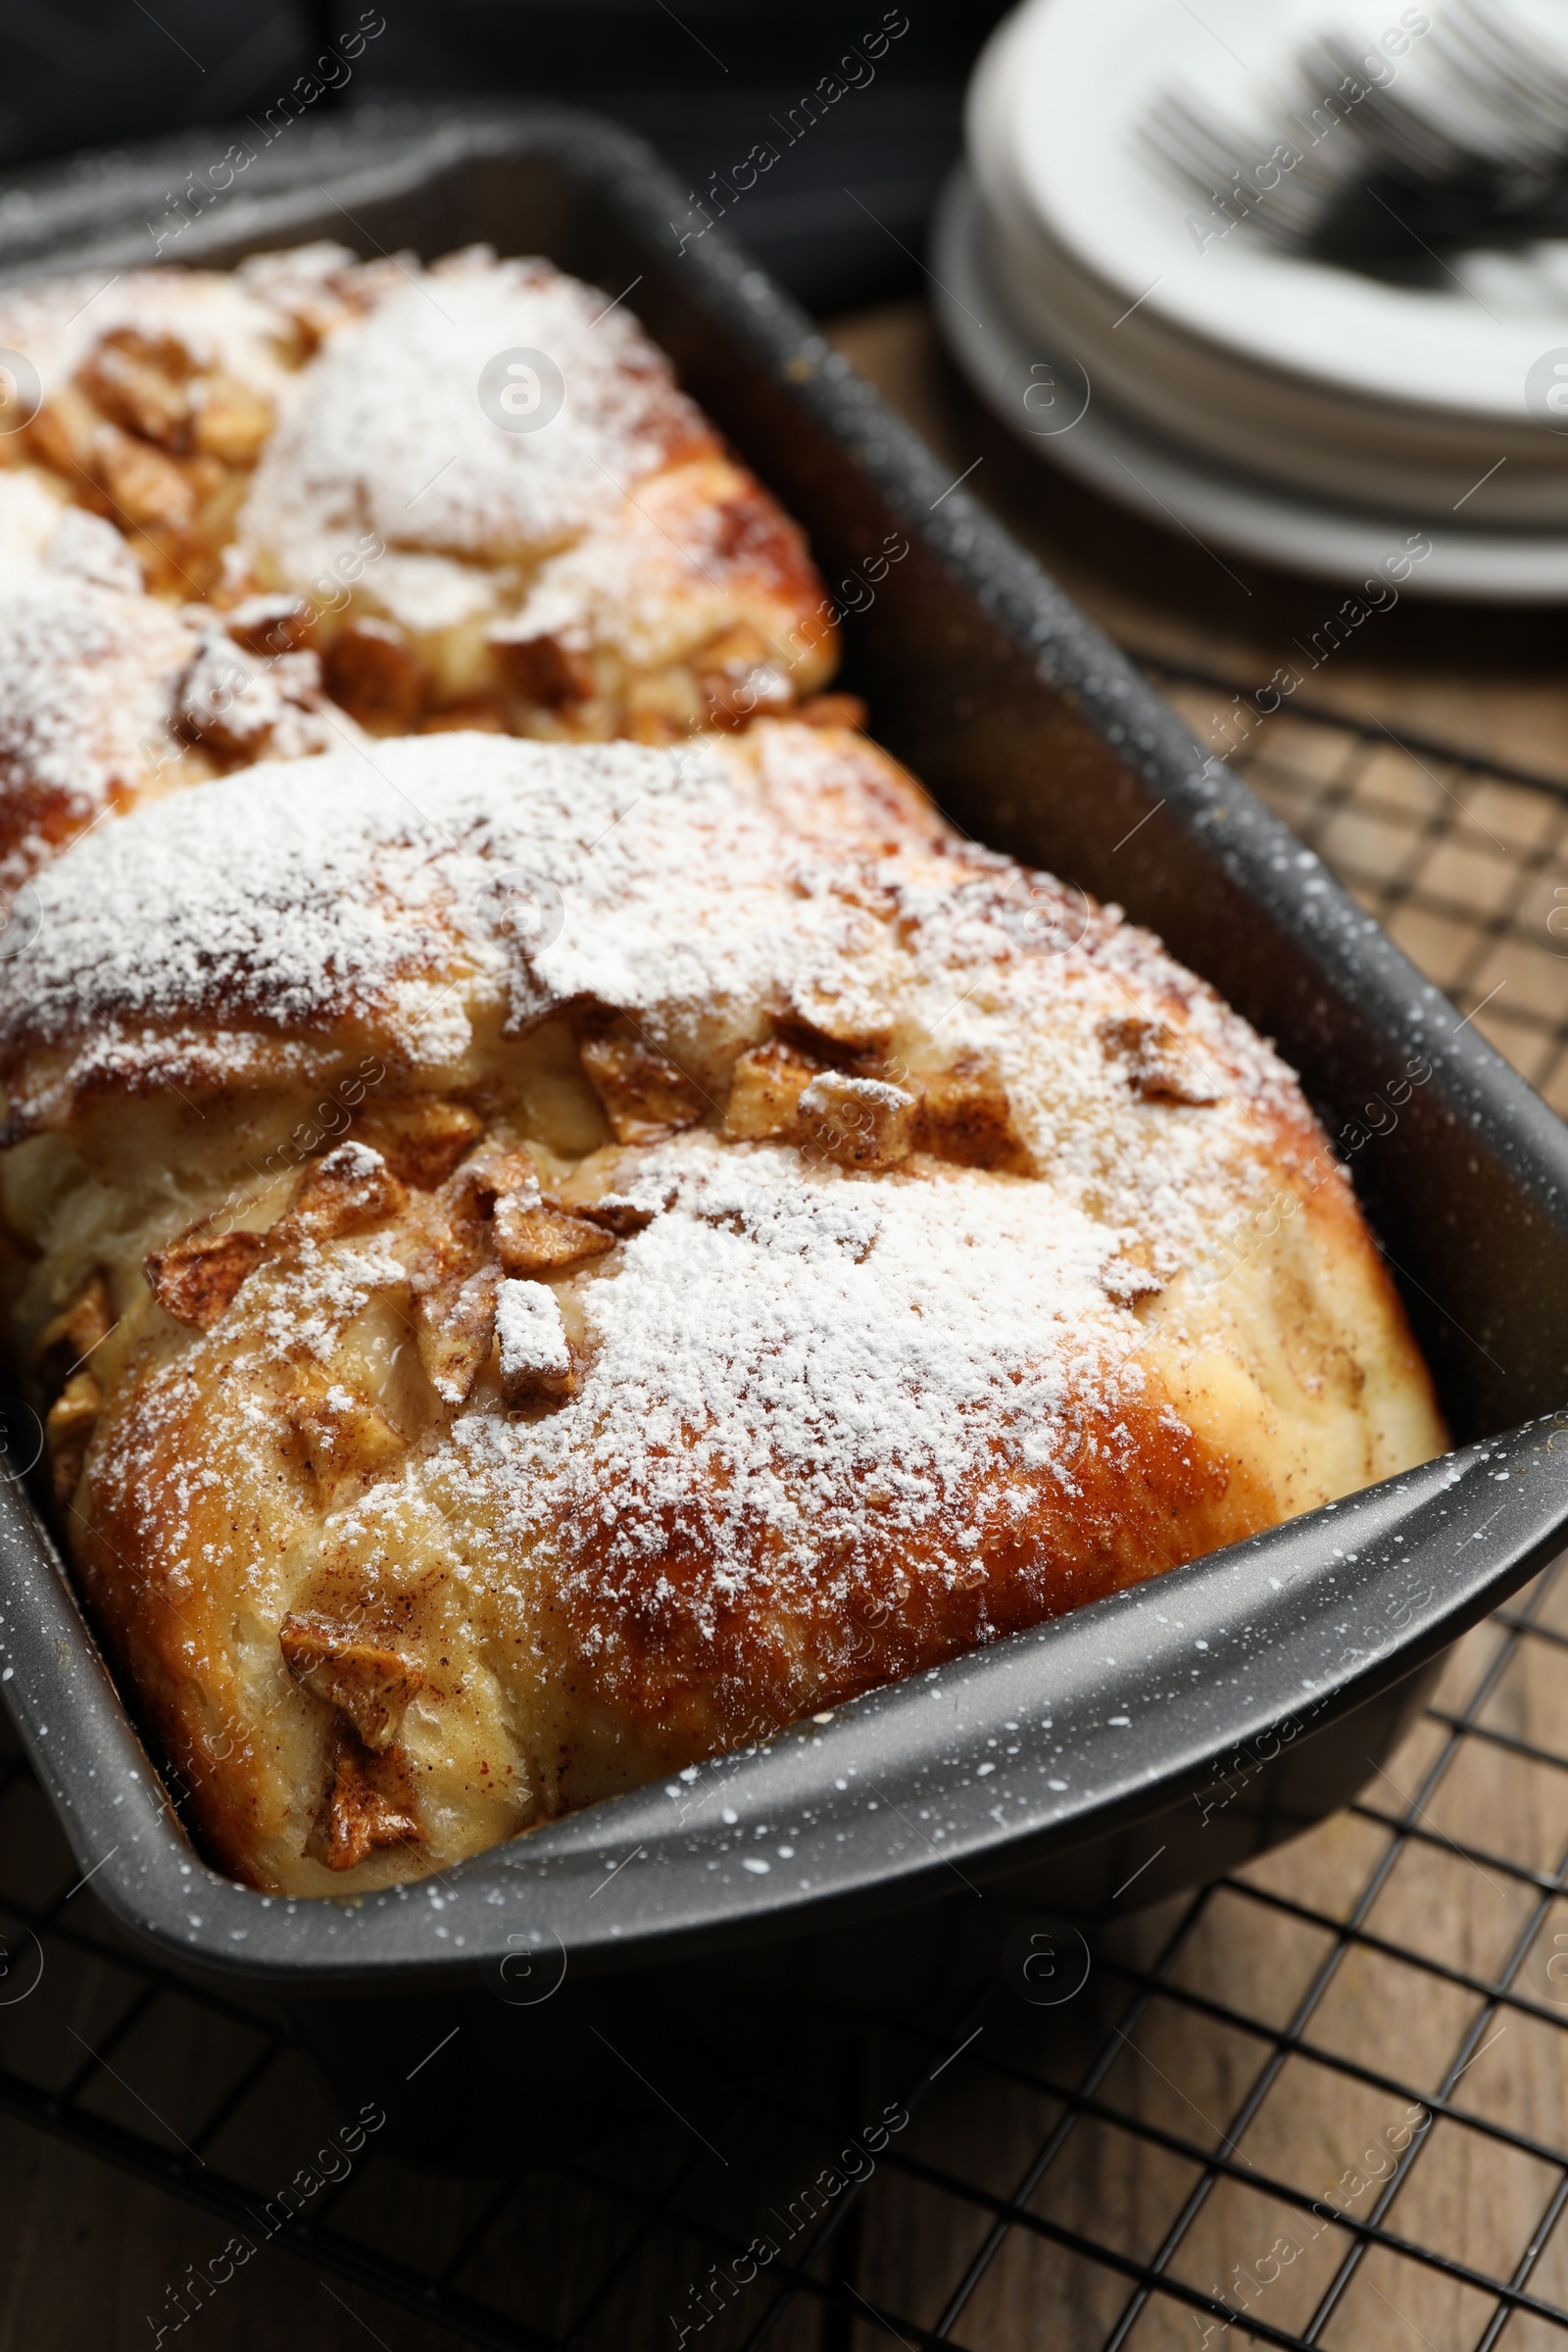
top-left (933, 0), bottom-right (1568, 596)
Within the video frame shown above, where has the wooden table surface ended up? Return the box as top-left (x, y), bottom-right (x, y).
top-left (4, 302), bottom-right (1568, 2352)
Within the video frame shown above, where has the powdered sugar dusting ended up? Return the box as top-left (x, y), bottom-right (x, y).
top-left (0, 472), bottom-right (146, 593)
top-left (496, 1279), bottom-right (571, 1382)
top-left (238, 251), bottom-right (707, 613)
top-left (0, 471), bottom-right (69, 561)
top-left (172, 625), bottom-right (350, 764)
top-left (45, 505), bottom-right (147, 595)
top-left (0, 479), bottom-right (355, 887)
top-left (0, 752), bottom-right (466, 1072)
top-left (0, 562), bottom-right (196, 882)
top-left (0, 262), bottom-right (305, 407)
top-left (0, 735), bottom-right (795, 1098)
top-left (254, 1231), bottom-right (410, 1367)
top-left (431, 1132), bottom-right (1149, 1621)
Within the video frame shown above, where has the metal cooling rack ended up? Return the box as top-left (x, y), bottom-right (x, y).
top-left (1152, 664), bottom-right (1568, 1119)
top-left (5, 690), bottom-right (1568, 2351)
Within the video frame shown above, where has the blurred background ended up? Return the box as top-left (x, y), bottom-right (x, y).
top-left (0, 0), bottom-right (1011, 314)
top-left (12, 16), bottom-right (1568, 2352)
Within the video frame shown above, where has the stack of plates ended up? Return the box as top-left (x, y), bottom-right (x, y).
top-left (933, 0), bottom-right (1568, 597)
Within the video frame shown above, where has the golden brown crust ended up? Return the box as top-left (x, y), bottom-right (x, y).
top-left (550, 1376), bottom-right (1271, 1759)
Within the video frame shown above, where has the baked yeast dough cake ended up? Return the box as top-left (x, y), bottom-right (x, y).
top-left (232, 246), bottom-right (839, 742)
top-left (0, 725), bottom-right (1445, 1892)
top-left (0, 243), bottom-right (839, 745)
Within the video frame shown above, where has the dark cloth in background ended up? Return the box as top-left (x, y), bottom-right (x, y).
top-left (0, 0), bottom-right (1012, 311)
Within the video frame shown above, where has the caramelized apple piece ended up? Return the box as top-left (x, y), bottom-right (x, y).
top-left (580, 1022), bottom-right (706, 1145)
top-left (96, 424), bottom-right (197, 530)
top-left (493, 1197), bottom-right (613, 1278)
top-left (322, 616), bottom-right (426, 732)
top-left (279, 1143), bottom-right (409, 1244)
top-left (355, 1100), bottom-right (483, 1191)
top-left (47, 1372), bottom-right (101, 1508)
top-left (26, 390), bottom-right (100, 482)
top-left (435, 1152), bottom-right (542, 1265)
top-left (220, 593), bottom-right (315, 657)
top-left (190, 371), bottom-right (274, 465)
top-left (798, 1071), bottom-right (916, 1169)
top-left (496, 1278), bottom-right (576, 1408)
top-left (696, 624), bottom-right (794, 727)
top-left (175, 634), bottom-right (333, 763)
top-left (32, 1270), bottom-right (115, 1396)
top-left (289, 1378), bottom-right (407, 1497)
top-left (144, 1228), bottom-right (264, 1331)
top-left (721, 1041), bottom-right (822, 1142)
top-left (576, 1194), bottom-right (655, 1237)
top-left (782, 992), bottom-right (893, 1057)
top-left (916, 1061), bottom-right (1031, 1172)
top-left (492, 630), bottom-right (595, 708)
top-left (280, 1613), bottom-right (424, 1750)
top-left (125, 521), bottom-right (218, 600)
top-left (78, 328), bottom-right (192, 447)
top-left (181, 453), bottom-right (227, 504)
top-left (447, 1149), bottom-right (540, 1225)
top-left (1100, 1015), bottom-right (1220, 1106)
top-left (415, 1265), bottom-right (498, 1407)
top-left (307, 1725), bottom-right (419, 1871)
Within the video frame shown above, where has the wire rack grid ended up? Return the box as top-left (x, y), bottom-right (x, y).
top-left (4, 686), bottom-right (1568, 2352)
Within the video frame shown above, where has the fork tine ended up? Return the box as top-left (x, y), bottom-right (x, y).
top-left (1438, 0), bottom-right (1568, 166)
top-left (1140, 0), bottom-right (1568, 269)
top-left (1143, 94), bottom-right (1290, 244)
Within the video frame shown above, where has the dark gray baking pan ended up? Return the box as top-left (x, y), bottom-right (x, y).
top-left (2, 104), bottom-right (1568, 2038)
